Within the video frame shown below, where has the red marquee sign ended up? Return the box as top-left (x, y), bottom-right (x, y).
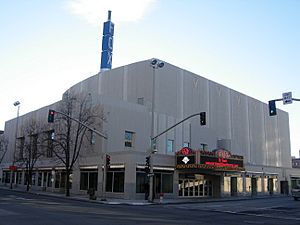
top-left (9, 166), bottom-right (17, 171)
top-left (176, 148), bottom-right (244, 171)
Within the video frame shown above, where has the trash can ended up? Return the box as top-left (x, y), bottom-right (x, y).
top-left (87, 188), bottom-right (97, 200)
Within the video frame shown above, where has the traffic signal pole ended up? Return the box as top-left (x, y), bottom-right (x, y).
top-left (268, 95), bottom-right (300, 116)
top-left (48, 109), bottom-right (107, 139)
top-left (148, 112), bottom-right (206, 202)
top-left (48, 109), bottom-right (108, 199)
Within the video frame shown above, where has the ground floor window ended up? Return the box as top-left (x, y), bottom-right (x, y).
top-left (54, 170), bottom-right (72, 189)
top-left (80, 169), bottom-right (98, 191)
top-left (2, 171), bottom-right (10, 183)
top-left (136, 169), bottom-right (173, 194)
top-left (106, 168), bottom-right (124, 193)
top-left (179, 173), bottom-right (212, 197)
top-left (17, 171), bottom-right (22, 184)
top-left (224, 175), bottom-right (243, 195)
top-left (136, 171), bottom-right (147, 193)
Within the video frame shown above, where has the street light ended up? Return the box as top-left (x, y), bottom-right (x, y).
top-left (149, 58), bottom-right (164, 202)
top-left (10, 101), bottom-right (20, 189)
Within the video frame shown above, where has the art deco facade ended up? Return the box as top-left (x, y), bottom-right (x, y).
top-left (1, 59), bottom-right (300, 199)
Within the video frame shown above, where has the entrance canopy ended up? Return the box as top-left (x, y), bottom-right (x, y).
top-left (176, 147), bottom-right (244, 172)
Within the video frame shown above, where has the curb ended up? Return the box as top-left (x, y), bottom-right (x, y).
top-left (0, 186), bottom-right (288, 206)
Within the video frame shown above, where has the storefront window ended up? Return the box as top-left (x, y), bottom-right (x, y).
top-left (3, 171), bottom-right (10, 183)
top-left (54, 171), bottom-right (72, 189)
top-left (264, 177), bottom-right (268, 192)
top-left (32, 173), bottom-right (36, 186)
top-left (136, 170), bottom-right (174, 195)
top-left (162, 173), bottom-right (173, 193)
top-left (224, 176), bottom-right (230, 193)
top-left (38, 172), bottom-right (42, 186)
top-left (80, 173), bottom-right (88, 190)
top-left (80, 170), bottom-right (98, 191)
top-left (136, 172), bottom-right (147, 193)
top-left (55, 172), bottom-right (60, 188)
top-left (16, 171), bottom-right (22, 185)
top-left (47, 172), bottom-right (52, 187)
top-left (257, 177), bottom-right (262, 192)
top-left (237, 177), bottom-right (243, 193)
top-left (106, 169), bottom-right (124, 193)
top-left (246, 177), bottom-right (251, 193)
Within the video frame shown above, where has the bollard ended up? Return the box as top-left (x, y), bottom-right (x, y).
top-left (159, 192), bottom-right (164, 203)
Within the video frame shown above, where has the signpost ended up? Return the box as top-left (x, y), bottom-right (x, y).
top-left (268, 92), bottom-right (300, 116)
top-left (282, 92), bottom-right (293, 105)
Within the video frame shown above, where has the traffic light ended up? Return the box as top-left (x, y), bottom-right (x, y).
top-left (145, 156), bottom-right (150, 174)
top-left (200, 112), bottom-right (206, 125)
top-left (106, 154), bottom-right (111, 168)
top-left (48, 110), bottom-right (55, 123)
top-left (268, 100), bottom-right (277, 116)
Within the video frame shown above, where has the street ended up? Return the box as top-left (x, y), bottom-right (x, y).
top-left (0, 189), bottom-right (300, 225)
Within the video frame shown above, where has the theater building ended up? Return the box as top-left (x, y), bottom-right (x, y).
top-left (1, 59), bottom-right (299, 199)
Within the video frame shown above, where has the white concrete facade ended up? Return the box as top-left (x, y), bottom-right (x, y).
top-left (1, 59), bottom-right (299, 199)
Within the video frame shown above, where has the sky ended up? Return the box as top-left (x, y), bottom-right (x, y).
top-left (0, 0), bottom-right (299, 156)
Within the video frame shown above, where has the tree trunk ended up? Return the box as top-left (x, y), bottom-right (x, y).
top-left (26, 171), bottom-right (32, 192)
top-left (65, 169), bottom-right (70, 197)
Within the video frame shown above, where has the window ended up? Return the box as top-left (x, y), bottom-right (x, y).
top-left (17, 171), bottom-right (22, 184)
top-left (162, 173), bottom-right (173, 193)
top-left (136, 170), bottom-right (173, 194)
top-left (80, 169), bottom-right (98, 191)
top-left (125, 131), bottom-right (134, 148)
top-left (54, 170), bottom-right (72, 189)
top-left (38, 172), bottom-right (42, 186)
top-left (200, 143), bottom-right (208, 151)
top-left (136, 172), bottom-right (147, 193)
top-left (183, 142), bottom-right (190, 148)
top-left (167, 139), bottom-right (174, 153)
top-left (17, 137), bottom-right (25, 159)
top-left (106, 169), bottom-right (125, 193)
top-left (3, 171), bottom-right (10, 183)
top-left (90, 130), bottom-right (96, 145)
top-left (137, 97), bottom-right (144, 105)
top-left (46, 171), bottom-right (52, 187)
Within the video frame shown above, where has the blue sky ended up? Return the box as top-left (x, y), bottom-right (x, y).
top-left (1, 0), bottom-right (299, 156)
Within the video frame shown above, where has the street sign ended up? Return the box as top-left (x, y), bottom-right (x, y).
top-left (282, 92), bottom-right (293, 105)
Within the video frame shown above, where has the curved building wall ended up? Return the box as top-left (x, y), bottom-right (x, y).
top-left (65, 59), bottom-right (291, 168)
top-left (1, 59), bottom-right (294, 199)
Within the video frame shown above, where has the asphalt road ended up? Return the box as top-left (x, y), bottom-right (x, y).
top-left (0, 189), bottom-right (299, 225)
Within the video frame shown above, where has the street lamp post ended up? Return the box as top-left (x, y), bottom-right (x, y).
top-left (148, 58), bottom-right (164, 202)
top-left (10, 101), bottom-right (20, 189)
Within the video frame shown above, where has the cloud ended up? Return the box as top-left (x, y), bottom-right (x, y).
top-left (66, 0), bottom-right (157, 25)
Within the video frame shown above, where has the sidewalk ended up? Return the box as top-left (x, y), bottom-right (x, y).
top-left (0, 185), bottom-right (286, 206)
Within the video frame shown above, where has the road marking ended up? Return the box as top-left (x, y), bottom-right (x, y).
top-left (243, 221), bottom-right (266, 224)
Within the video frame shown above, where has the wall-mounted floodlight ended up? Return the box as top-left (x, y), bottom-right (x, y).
top-left (151, 58), bottom-right (158, 66)
top-left (157, 62), bottom-right (164, 68)
top-left (150, 58), bottom-right (164, 69)
top-left (13, 101), bottom-right (20, 107)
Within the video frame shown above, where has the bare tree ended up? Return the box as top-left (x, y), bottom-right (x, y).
top-left (51, 92), bottom-right (104, 196)
top-left (15, 120), bottom-right (45, 191)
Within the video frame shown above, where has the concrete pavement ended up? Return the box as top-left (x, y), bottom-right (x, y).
top-left (0, 185), bottom-right (285, 206)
